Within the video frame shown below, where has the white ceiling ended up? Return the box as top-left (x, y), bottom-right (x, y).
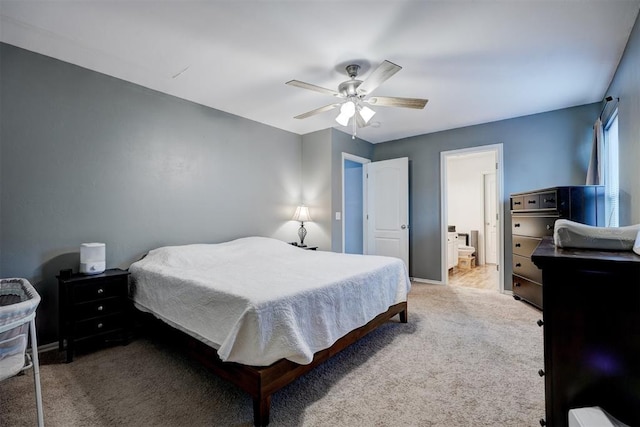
top-left (1, 1), bottom-right (639, 143)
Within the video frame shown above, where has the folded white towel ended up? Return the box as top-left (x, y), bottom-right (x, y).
top-left (553, 219), bottom-right (640, 251)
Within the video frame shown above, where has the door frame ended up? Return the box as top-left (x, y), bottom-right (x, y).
top-left (483, 172), bottom-right (497, 265)
top-left (341, 152), bottom-right (371, 254)
top-left (440, 144), bottom-right (504, 292)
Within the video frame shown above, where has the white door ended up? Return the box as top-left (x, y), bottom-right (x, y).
top-left (484, 172), bottom-right (497, 264)
top-left (365, 157), bottom-right (409, 270)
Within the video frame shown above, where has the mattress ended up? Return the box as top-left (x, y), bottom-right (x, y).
top-left (129, 237), bottom-right (411, 366)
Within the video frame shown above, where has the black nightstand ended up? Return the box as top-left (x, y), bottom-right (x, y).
top-left (289, 242), bottom-right (318, 250)
top-left (57, 268), bottom-right (130, 362)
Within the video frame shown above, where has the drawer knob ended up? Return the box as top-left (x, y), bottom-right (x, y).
top-left (514, 282), bottom-right (521, 287)
top-left (514, 223), bottom-right (521, 228)
top-left (97, 288), bottom-right (104, 295)
top-left (546, 224), bottom-right (553, 230)
top-left (528, 200), bottom-right (536, 204)
top-left (538, 369), bottom-right (545, 377)
top-left (515, 243), bottom-right (521, 247)
top-left (537, 319), bottom-right (544, 327)
top-left (97, 305), bottom-right (104, 312)
top-left (515, 263), bottom-right (521, 267)
top-left (97, 323), bottom-right (104, 329)
top-left (540, 419), bottom-right (547, 426)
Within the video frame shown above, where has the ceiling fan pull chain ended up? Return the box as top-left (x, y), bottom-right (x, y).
top-left (352, 114), bottom-right (357, 139)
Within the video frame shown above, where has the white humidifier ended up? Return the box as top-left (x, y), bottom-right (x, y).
top-left (80, 242), bottom-right (106, 275)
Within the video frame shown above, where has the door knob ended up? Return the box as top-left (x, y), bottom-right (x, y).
top-left (401, 224), bottom-right (408, 229)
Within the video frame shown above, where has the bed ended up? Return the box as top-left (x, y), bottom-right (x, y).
top-left (129, 236), bottom-right (411, 425)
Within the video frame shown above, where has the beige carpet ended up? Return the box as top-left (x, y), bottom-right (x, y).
top-left (0, 284), bottom-right (544, 426)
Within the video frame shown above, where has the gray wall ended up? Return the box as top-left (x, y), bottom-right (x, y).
top-left (604, 11), bottom-right (640, 226)
top-left (0, 43), bottom-right (302, 344)
top-left (373, 103), bottom-right (600, 284)
top-left (301, 129), bottom-right (332, 250)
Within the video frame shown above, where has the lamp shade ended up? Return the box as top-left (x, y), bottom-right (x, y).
top-left (292, 205), bottom-right (312, 222)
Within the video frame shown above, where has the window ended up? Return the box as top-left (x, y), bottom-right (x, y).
top-left (603, 110), bottom-right (619, 227)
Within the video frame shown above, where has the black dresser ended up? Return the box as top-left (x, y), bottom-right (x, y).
top-left (510, 186), bottom-right (604, 309)
top-left (532, 238), bottom-right (640, 427)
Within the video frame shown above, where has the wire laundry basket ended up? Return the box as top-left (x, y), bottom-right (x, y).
top-left (0, 278), bottom-right (44, 426)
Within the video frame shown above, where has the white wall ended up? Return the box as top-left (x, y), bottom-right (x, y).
top-left (446, 151), bottom-right (496, 264)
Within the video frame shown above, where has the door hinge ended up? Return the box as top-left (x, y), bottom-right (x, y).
top-left (495, 162), bottom-right (498, 170)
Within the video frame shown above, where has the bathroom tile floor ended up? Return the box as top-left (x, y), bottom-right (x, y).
top-left (448, 263), bottom-right (499, 291)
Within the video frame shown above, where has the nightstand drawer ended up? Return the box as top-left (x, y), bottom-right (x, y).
top-left (73, 279), bottom-right (125, 303)
top-left (74, 314), bottom-right (124, 338)
top-left (73, 297), bottom-right (124, 320)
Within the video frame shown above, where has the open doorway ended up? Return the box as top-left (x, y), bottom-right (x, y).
top-left (342, 153), bottom-right (370, 254)
top-left (440, 145), bottom-right (504, 293)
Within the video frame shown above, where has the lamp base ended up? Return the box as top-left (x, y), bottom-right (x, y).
top-left (298, 223), bottom-right (307, 246)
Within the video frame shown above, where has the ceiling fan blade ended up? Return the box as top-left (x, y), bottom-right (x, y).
top-left (366, 96), bottom-right (428, 109)
top-left (294, 103), bottom-right (340, 119)
top-left (286, 80), bottom-right (341, 97)
top-left (356, 60), bottom-right (402, 96)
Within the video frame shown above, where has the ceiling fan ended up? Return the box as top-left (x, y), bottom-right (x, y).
top-left (286, 60), bottom-right (428, 139)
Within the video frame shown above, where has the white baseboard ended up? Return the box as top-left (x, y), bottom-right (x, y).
top-left (411, 277), bottom-right (444, 285)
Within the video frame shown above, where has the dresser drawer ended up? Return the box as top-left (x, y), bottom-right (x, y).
top-left (513, 236), bottom-right (542, 257)
top-left (74, 314), bottom-right (124, 338)
top-left (512, 215), bottom-right (558, 237)
top-left (73, 278), bottom-right (125, 303)
top-left (524, 194), bottom-right (539, 209)
top-left (539, 191), bottom-right (557, 209)
top-left (513, 254), bottom-right (543, 283)
top-left (511, 196), bottom-right (524, 211)
top-left (72, 297), bottom-right (124, 321)
top-left (512, 275), bottom-right (542, 309)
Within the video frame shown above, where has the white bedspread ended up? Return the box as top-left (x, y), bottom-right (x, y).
top-left (129, 237), bottom-right (410, 366)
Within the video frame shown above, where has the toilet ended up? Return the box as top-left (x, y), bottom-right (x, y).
top-left (458, 245), bottom-right (475, 258)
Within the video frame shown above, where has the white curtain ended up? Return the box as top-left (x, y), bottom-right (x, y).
top-left (586, 117), bottom-right (604, 185)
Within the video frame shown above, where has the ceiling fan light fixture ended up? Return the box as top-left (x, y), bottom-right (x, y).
top-left (335, 101), bottom-right (356, 126)
top-left (359, 105), bottom-right (376, 123)
top-left (335, 112), bottom-right (351, 126)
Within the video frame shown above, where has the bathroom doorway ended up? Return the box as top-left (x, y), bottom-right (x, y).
top-left (440, 145), bottom-right (504, 292)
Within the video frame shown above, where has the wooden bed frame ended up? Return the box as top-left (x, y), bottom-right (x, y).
top-left (142, 301), bottom-right (407, 426)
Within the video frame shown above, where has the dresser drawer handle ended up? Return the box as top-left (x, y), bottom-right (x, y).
top-left (97, 305), bottom-right (104, 312)
top-left (97, 288), bottom-right (104, 295)
top-left (537, 319), bottom-right (544, 327)
top-left (546, 224), bottom-right (553, 230)
top-left (513, 201), bottom-right (521, 205)
top-left (543, 198), bottom-right (555, 203)
top-left (97, 323), bottom-right (104, 329)
top-left (515, 243), bottom-right (521, 247)
top-left (515, 263), bottom-right (521, 267)
top-left (528, 200), bottom-right (537, 204)
top-left (540, 419), bottom-right (547, 426)
top-left (514, 223), bottom-right (520, 228)
top-left (514, 282), bottom-right (521, 287)
top-left (538, 369), bottom-right (545, 377)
